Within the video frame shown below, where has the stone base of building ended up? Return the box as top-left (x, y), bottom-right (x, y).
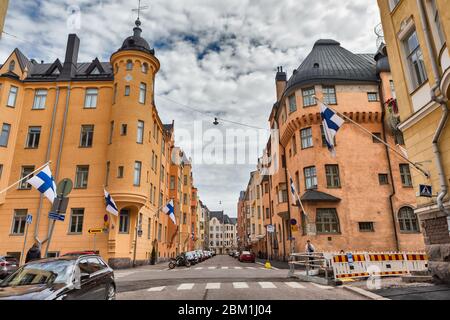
top-left (426, 244), bottom-right (450, 284)
top-left (108, 257), bottom-right (171, 269)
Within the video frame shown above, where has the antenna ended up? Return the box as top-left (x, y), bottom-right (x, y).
top-left (374, 23), bottom-right (385, 48)
top-left (132, 0), bottom-right (149, 21)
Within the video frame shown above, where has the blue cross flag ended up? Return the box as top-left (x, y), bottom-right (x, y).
top-left (162, 200), bottom-right (177, 225)
top-left (320, 101), bottom-right (345, 157)
top-left (104, 189), bottom-right (119, 216)
top-left (27, 165), bottom-right (57, 203)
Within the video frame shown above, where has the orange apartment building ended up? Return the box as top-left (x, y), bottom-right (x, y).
top-left (0, 19), bottom-right (200, 268)
top-left (238, 40), bottom-right (426, 260)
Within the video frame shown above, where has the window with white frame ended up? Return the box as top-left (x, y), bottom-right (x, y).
top-left (75, 165), bottom-right (89, 189)
top-left (19, 166), bottom-right (34, 190)
top-left (134, 161), bottom-right (142, 186)
top-left (403, 30), bottom-right (427, 90)
top-left (84, 88), bottom-right (98, 108)
top-left (139, 83), bottom-right (146, 104)
top-left (137, 120), bottom-right (144, 144)
top-left (427, 0), bottom-right (445, 50)
top-left (288, 94), bottom-right (297, 113)
top-left (323, 86), bottom-right (337, 105)
top-left (33, 89), bottom-right (47, 110)
top-left (0, 123), bottom-right (11, 147)
top-left (26, 126), bottom-right (41, 149)
top-left (304, 166), bottom-right (317, 190)
top-left (69, 208), bottom-right (84, 234)
top-left (11, 209), bottom-right (27, 235)
top-left (301, 127), bottom-right (313, 149)
top-left (80, 125), bottom-right (94, 148)
top-left (302, 87), bottom-right (316, 107)
top-left (7, 86), bottom-right (18, 107)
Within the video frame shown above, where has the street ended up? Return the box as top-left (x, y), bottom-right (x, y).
top-left (115, 255), bottom-right (365, 300)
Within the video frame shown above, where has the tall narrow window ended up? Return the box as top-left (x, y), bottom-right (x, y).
top-left (304, 166), bottom-right (317, 190)
top-left (119, 210), bottom-right (130, 233)
top-left (69, 209), bottom-right (84, 234)
top-left (8, 60), bottom-right (15, 72)
top-left (300, 127), bottom-right (313, 149)
top-left (105, 162), bottom-right (110, 187)
top-left (80, 125), bottom-right (94, 148)
top-left (117, 166), bottom-right (124, 178)
top-left (302, 87), bottom-right (316, 107)
top-left (26, 127), bottom-right (41, 149)
top-left (137, 121), bottom-right (144, 144)
top-left (390, 80), bottom-right (396, 98)
top-left (109, 121), bottom-right (114, 144)
top-left (404, 30), bottom-right (427, 90)
top-left (142, 63), bottom-right (148, 74)
top-left (170, 176), bottom-right (175, 190)
top-left (125, 85), bottom-right (130, 96)
top-left (113, 84), bottom-right (117, 104)
top-left (121, 124), bottom-right (128, 136)
top-left (398, 207), bottom-right (419, 232)
top-left (84, 88), bottom-right (98, 108)
top-left (75, 165), bottom-right (89, 189)
top-left (288, 94), bottom-right (297, 113)
top-left (0, 123), bottom-right (11, 147)
top-left (134, 161), bottom-right (142, 186)
top-left (11, 209), bottom-right (27, 235)
top-left (139, 83), bottom-right (146, 104)
top-left (0, 164), bottom-right (3, 179)
top-left (19, 166), bottom-right (35, 190)
top-left (325, 165), bottom-right (341, 188)
top-left (323, 86), bottom-right (337, 105)
top-left (292, 134), bottom-right (297, 155)
top-left (126, 60), bottom-right (133, 71)
top-left (400, 164), bottom-right (413, 187)
top-left (7, 86), bottom-right (18, 107)
top-left (428, 0), bottom-right (445, 49)
top-left (33, 89), bottom-right (47, 109)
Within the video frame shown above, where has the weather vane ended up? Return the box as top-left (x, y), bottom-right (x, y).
top-left (132, 0), bottom-right (149, 21)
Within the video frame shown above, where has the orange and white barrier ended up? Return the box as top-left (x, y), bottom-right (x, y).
top-left (332, 254), bottom-right (369, 280)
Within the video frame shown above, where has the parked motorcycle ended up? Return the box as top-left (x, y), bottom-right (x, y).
top-left (168, 253), bottom-right (192, 269)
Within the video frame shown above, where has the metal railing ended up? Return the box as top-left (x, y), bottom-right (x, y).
top-left (288, 252), bottom-right (332, 279)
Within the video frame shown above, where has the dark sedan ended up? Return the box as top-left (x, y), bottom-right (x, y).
top-left (0, 255), bottom-right (115, 300)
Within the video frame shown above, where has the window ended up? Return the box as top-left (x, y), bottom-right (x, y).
top-left (325, 165), bottom-right (341, 188)
top-left (170, 176), bottom-right (175, 190)
top-left (304, 166), bottom-right (317, 190)
top-left (139, 83), bottom-right (146, 104)
top-left (398, 207), bottom-right (419, 232)
top-left (121, 124), bottom-right (128, 136)
top-left (368, 92), bottom-right (379, 102)
top-left (19, 166), bottom-right (34, 190)
top-left (321, 125), bottom-right (336, 147)
top-left (33, 90), bottom-right (47, 109)
top-left (301, 127), bottom-right (313, 149)
top-left (316, 209), bottom-right (340, 234)
top-left (80, 125), bottom-right (94, 148)
top-left (8, 60), bottom-right (15, 72)
top-left (288, 94), bottom-right (297, 113)
top-left (359, 222), bottom-right (374, 232)
top-left (7, 86), bottom-right (18, 107)
top-left (105, 161), bottom-right (110, 187)
top-left (183, 213), bottom-right (187, 224)
top-left (69, 209), bottom-right (84, 234)
top-left (125, 86), bottom-right (130, 96)
top-left (389, 0), bottom-right (400, 11)
top-left (11, 209), bottom-right (27, 235)
top-left (372, 133), bottom-right (382, 143)
top-left (119, 210), bottom-right (130, 233)
top-left (147, 218), bottom-right (151, 239)
top-left (118, 166), bottom-right (124, 178)
top-left (302, 87), bottom-right (316, 107)
top-left (84, 88), bottom-right (98, 108)
top-left (379, 174), bottom-right (389, 185)
top-left (137, 121), bottom-right (144, 144)
top-left (113, 84), bottom-right (117, 104)
top-left (184, 175), bottom-right (188, 186)
top-left (134, 161), bottom-right (142, 186)
top-left (400, 164), bottom-right (413, 187)
top-left (278, 183), bottom-right (288, 203)
top-left (390, 80), bottom-right (396, 98)
top-left (0, 164), bottom-right (3, 179)
top-left (428, 0), bottom-right (445, 49)
top-left (126, 60), bottom-right (133, 70)
top-left (1, 123), bottom-right (12, 146)
top-left (404, 30), bottom-right (427, 90)
top-left (109, 121), bottom-right (114, 144)
top-left (394, 131), bottom-right (405, 145)
top-left (142, 63), bottom-right (148, 74)
top-left (26, 127), bottom-right (41, 149)
top-left (292, 134), bottom-right (297, 155)
top-left (75, 165), bottom-right (89, 189)
top-left (323, 86), bottom-right (337, 105)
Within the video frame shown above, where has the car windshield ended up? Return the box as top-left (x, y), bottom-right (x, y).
top-left (1, 260), bottom-right (75, 287)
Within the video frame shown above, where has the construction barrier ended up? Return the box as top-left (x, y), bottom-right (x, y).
top-left (332, 254), bottom-right (369, 280)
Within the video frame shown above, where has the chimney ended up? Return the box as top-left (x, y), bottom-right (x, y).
top-left (59, 34), bottom-right (80, 80)
top-left (275, 66), bottom-right (287, 101)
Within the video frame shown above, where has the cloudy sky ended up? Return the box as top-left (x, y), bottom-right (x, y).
top-left (1, 0), bottom-right (381, 217)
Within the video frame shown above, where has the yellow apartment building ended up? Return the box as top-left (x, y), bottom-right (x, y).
top-left (0, 19), bottom-right (199, 268)
top-left (378, 0), bottom-right (450, 282)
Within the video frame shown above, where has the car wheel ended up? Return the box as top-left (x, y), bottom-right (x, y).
top-left (106, 284), bottom-right (116, 300)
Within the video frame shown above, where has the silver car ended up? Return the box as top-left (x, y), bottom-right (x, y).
top-left (0, 256), bottom-right (19, 280)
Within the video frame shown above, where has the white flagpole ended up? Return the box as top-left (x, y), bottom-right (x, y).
top-left (313, 95), bottom-right (430, 179)
top-left (286, 169), bottom-right (308, 216)
top-left (0, 161), bottom-right (52, 195)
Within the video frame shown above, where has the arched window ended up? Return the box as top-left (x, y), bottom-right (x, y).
top-left (9, 60), bottom-right (15, 72)
top-left (398, 207), bottom-right (419, 232)
top-left (142, 63), bottom-right (148, 74)
top-left (316, 208), bottom-right (340, 234)
top-left (126, 60), bottom-right (133, 71)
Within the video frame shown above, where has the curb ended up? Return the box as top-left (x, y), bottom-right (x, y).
top-left (343, 286), bottom-right (391, 300)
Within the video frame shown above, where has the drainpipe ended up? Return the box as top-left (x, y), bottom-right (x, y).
top-left (282, 145), bottom-right (292, 261)
top-left (417, 0), bottom-right (450, 215)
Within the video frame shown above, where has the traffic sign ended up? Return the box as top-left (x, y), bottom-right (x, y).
top-left (56, 178), bottom-right (73, 197)
top-left (290, 219), bottom-right (297, 226)
top-left (266, 224), bottom-right (275, 233)
top-left (419, 185), bottom-right (432, 198)
top-left (138, 230), bottom-right (143, 237)
top-left (88, 228), bottom-right (103, 235)
top-left (26, 214), bottom-right (33, 225)
top-left (49, 212), bottom-right (65, 222)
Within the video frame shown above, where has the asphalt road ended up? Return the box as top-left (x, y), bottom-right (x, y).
top-left (115, 255), bottom-right (365, 300)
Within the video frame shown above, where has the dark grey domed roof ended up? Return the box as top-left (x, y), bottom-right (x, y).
top-left (285, 39), bottom-right (378, 94)
top-left (375, 43), bottom-right (391, 74)
top-left (119, 19), bottom-right (155, 55)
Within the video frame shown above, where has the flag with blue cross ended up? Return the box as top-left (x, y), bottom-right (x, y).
top-left (162, 200), bottom-right (177, 225)
top-left (104, 189), bottom-right (119, 216)
top-left (27, 165), bottom-right (57, 203)
top-left (319, 101), bottom-right (345, 157)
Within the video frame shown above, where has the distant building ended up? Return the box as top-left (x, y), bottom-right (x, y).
top-left (208, 211), bottom-right (237, 254)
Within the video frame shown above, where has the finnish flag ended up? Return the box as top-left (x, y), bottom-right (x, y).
top-left (320, 101), bottom-right (345, 157)
top-left (104, 189), bottom-right (119, 216)
top-left (27, 165), bottom-right (57, 203)
top-left (163, 200), bottom-right (177, 225)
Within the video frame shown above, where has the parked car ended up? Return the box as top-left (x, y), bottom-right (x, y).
top-left (62, 251), bottom-right (97, 257)
top-left (0, 256), bottom-right (19, 280)
top-left (233, 251), bottom-right (240, 259)
top-left (0, 254), bottom-right (116, 300)
top-left (239, 251), bottom-right (256, 263)
top-left (196, 250), bottom-right (206, 262)
top-left (185, 252), bottom-right (198, 265)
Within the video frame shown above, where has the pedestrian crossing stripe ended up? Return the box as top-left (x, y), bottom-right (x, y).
top-left (144, 282), bottom-right (330, 292)
top-left (147, 286), bottom-right (165, 292)
top-left (178, 283), bottom-right (195, 290)
top-left (205, 283), bottom-right (221, 290)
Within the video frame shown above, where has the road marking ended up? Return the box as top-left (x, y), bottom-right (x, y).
top-left (147, 286), bottom-right (165, 292)
top-left (259, 282), bottom-right (277, 289)
top-left (234, 267), bottom-right (243, 270)
top-left (221, 267), bottom-right (229, 270)
top-left (115, 272), bottom-right (135, 278)
top-left (206, 283), bottom-right (221, 290)
top-left (311, 283), bottom-right (333, 290)
top-left (285, 282), bottom-right (306, 289)
top-left (178, 283), bottom-right (195, 291)
top-left (233, 282), bottom-right (249, 289)
top-left (195, 267), bottom-right (204, 270)
top-left (246, 267), bottom-right (256, 270)
top-left (208, 267), bottom-right (216, 270)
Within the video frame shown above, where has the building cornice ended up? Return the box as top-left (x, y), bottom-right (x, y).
top-left (398, 101), bottom-right (440, 131)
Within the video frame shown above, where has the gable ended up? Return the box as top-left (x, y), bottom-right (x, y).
top-left (0, 49), bottom-right (29, 80)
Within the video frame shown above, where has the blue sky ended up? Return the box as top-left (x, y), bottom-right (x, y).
top-left (0, 0), bottom-right (381, 217)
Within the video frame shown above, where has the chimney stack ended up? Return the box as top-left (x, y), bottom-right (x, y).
top-left (59, 34), bottom-right (80, 80)
top-left (275, 66), bottom-right (287, 101)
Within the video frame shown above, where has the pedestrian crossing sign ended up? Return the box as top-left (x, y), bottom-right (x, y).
top-left (419, 185), bottom-right (432, 198)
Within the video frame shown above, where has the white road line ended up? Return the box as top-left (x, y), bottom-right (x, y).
top-left (311, 283), bottom-right (333, 290)
top-left (259, 282), bottom-right (277, 289)
top-left (147, 286), bottom-right (166, 292)
top-left (195, 267), bottom-right (204, 270)
top-left (246, 267), bottom-right (256, 270)
top-left (115, 272), bottom-right (135, 278)
top-left (233, 282), bottom-right (249, 289)
top-left (208, 267), bottom-right (216, 270)
top-left (234, 267), bottom-right (243, 270)
top-left (178, 283), bottom-right (195, 291)
top-left (206, 283), bottom-right (221, 290)
top-left (221, 267), bottom-right (229, 270)
top-left (285, 282), bottom-right (306, 289)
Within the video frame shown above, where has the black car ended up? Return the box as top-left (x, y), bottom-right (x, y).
top-left (0, 254), bottom-right (115, 300)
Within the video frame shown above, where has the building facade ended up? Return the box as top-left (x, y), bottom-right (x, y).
top-left (208, 211), bottom-right (237, 254)
top-left (239, 39), bottom-right (426, 261)
top-left (378, 0), bottom-right (450, 282)
top-left (0, 20), bottom-right (201, 268)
